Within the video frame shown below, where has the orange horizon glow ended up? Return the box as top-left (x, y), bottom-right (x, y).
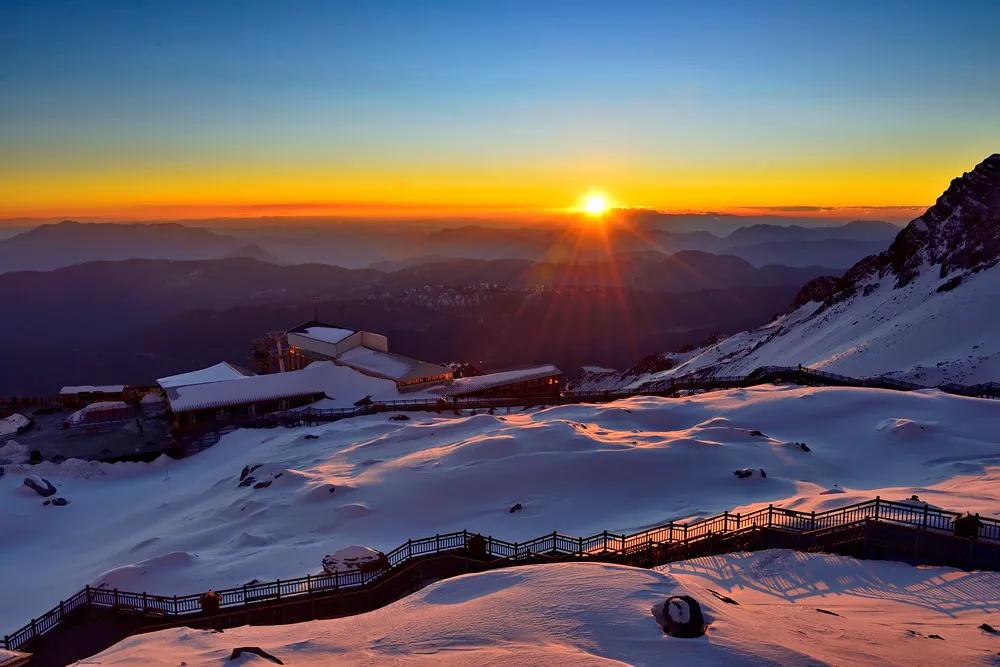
top-left (0, 157), bottom-right (962, 223)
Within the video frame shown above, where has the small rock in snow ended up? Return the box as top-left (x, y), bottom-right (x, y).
top-left (24, 475), bottom-right (57, 497)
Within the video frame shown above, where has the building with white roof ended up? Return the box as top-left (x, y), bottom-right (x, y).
top-left (159, 322), bottom-right (562, 427)
top-left (157, 362), bottom-right (251, 389)
top-left (58, 384), bottom-right (127, 407)
top-left (281, 321), bottom-right (452, 391)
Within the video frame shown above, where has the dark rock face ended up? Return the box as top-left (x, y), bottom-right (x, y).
top-left (789, 275), bottom-right (842, 311)
top-left (801, 154), bottom-right (1000, 310)
top-left (622, 352), bottom-right (678, 379)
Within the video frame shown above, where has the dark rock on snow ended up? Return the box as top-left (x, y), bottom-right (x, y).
top-left (24, 475), bottom-right (57, 497)
top-left (662, 595), bottom-right (706, 638)
top-left (230, 646), bottom-right (284, 664)
top-left (240, 464), bottom-right (262, 482)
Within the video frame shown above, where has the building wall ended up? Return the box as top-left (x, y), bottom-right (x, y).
top-left (287, 330), bottom-right (384, 360)
top-left (452, 375), bottom-right (561, 399)
top-left (171, 392), bottom-right (323, 427)
top-left (59, 390), bottom-right (125, 408)
top-left (360, 332), bottom-right (389, 352)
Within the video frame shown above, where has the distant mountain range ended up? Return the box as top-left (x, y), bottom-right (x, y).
top-left (590, 153), bottom-right (1000, 389)
top-left (0, 249), bottom-right (836, 393)
top-left (0, 221), bottom-right (260, 272)
top-left (0, 217), bottom-right (898, 275)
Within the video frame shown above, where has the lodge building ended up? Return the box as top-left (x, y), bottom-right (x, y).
top-left (275, 321), bottom-right (454, 391)
top-left (161, 321), bottom-right (562, 427)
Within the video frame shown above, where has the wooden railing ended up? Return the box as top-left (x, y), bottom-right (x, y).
top-left (4, 496), bottom-right (997, 653)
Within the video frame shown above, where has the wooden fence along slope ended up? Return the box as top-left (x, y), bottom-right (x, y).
top-left (5, 497), bottom-right (999, 653)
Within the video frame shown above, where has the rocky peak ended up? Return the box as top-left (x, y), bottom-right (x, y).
top-left (795, 154), bottom-right (1000, 311)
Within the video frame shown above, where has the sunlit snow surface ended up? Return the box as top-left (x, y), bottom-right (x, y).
top-left (92, 553), bottom-right (1000, 666)
top-left (1, 385), bottom-right (998, 632)
top-left (618, 266), bottom-right (1000, 388)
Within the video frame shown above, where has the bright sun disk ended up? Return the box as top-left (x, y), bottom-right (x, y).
top-left (580, 191), bottom-right (611, 217)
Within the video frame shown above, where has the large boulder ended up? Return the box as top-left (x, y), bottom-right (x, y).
top-left (662, 595), bottom-right (706, 638)
top-left (321, 545), bottom-right (386, 575)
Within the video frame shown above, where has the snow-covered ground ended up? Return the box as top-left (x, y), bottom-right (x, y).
top-left (1, 385), bottom-right (998, 632)
top-left (89, 551), bottom-right (1000, 666)
top-left (614, 256), bottom-right (1000, 390)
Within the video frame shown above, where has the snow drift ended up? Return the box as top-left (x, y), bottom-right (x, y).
top-left (90, 551), bottom-right (1000, 666)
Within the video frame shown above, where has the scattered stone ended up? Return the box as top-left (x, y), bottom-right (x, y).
top-left (815, 608), bottom-right (840, 616)
top-left (240, 464), bottom-right (262, 482)
top-left (509, 503), bottom-right (523, 513)
top-left (303, 434), bottom-right (320, 440)
top-left (23, 475), bottom-right (57, 497)
top-left (749, 430), bottom-right (766, 437)
top-left (662, 595), bottom-right (706, 638)
top-left (50, 497), bottom-right (69, 506)
top-left (707, 589), bottom-right (739, 605)
top-left (253, 479), bottom-right (272, 490)
top-left (229, 646), bottom-right (284, 664)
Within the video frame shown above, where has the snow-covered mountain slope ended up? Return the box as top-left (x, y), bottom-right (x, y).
top-left (91, 553), bottom-right (1000, 666)
top-left (617, 154), bottom-right (1000, 387)
top-left (2, 386), bottom-right (998, 630)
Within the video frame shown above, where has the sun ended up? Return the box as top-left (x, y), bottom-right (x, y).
top-left (579, 191), bottom-right (611, 217)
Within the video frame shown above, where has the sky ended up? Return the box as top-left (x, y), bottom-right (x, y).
top-left (1, 0), bottom-right (999, 220)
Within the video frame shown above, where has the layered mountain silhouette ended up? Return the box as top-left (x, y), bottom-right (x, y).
top-left (0, 221), bottom-right (254, 272)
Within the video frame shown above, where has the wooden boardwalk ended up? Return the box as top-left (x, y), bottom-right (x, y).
top-left (6, 497), bottom-right (999, 666)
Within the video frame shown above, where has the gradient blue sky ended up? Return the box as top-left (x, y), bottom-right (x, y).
top-left (2, 0), bottom-right (999, 218)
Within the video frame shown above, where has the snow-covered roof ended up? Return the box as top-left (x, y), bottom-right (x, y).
top-left (338, 346), bottom-right (451, 383)
top-left (164, 362), bottom-right (332, 413)
top-left (156, 362), bottom-right (251, 389)
top-left (300, 325), bottom-right (355, 345)
top-left (59, 384), bottom-right (125, 395)
top-left (287, 321), bottom-right (357, 345)
top-left (443, 365), bottom-right (562, 396)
